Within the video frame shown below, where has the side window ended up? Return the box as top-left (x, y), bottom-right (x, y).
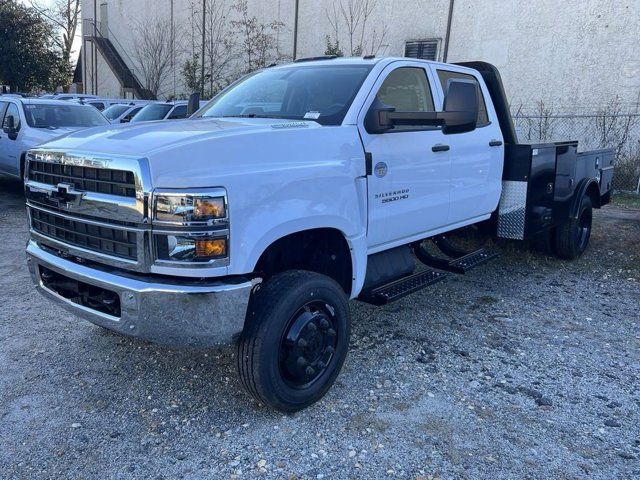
top-left (0, 102), bottom-right (8, 123)
top-left (377, 67), bottom-right (435, 113)
top-left (167, 105), bottom-right (187, 119)
top-left (3, 103), bottom-right (21, 131)
top-left (90, 102), bottom-right (105, 111)
top-left (123, 106), bottom-right (142, 121)
top-left (436, 70), bottom-right (489, 126)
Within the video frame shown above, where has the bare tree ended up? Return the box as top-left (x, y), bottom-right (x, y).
top-left (326, 0), bottom-right (388, 56)
top-left (231, 0), bottom-right (284, 73)
top-left (204, 0), bottom-right (235, 95)
top-left (181, 0), bottom-right (237, 97)
top-left (29, 0), bottom-right (81, 90)
top-left (592, 95), bottom-right (640, 156)
top-left (132, 18), bottom-right (173, 99)
top-left (512, 101), bottom-right (558, 143)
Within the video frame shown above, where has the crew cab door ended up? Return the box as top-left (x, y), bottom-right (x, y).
top-left (430, 66), bottom-right (504, 223)
top-left (0, 101), bottom-right (22, 177)
top-left (358, 61), bottom-right (451, 250)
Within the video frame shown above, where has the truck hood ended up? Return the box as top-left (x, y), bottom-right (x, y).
top-left (39, 117), bottom-right (321, 157)
top-left (31, 126), bottom-right (78, 144)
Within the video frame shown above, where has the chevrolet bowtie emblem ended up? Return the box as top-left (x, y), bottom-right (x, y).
top-left (47, 183), bottom-right (84, 208)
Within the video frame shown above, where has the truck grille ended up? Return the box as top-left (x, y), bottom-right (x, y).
top-left (31, 208), bottom-right (138, 261)
top-left (27, 160), bottom-right (137, 198)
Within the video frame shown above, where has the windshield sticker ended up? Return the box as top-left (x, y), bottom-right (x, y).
top-left (271, 122), bottom-right (310, 129)
top-left (303, 111), bottom-right (321, 120)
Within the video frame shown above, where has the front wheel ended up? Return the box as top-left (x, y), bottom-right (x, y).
top-left (554, 194), bottom-right (593, 259)
top-left (236, 270), bottom-right (351, 412)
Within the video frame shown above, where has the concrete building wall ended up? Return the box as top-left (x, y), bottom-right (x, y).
top-left (81, 0), bottom-right (640, 112)
top-left (446, 0), bottom-right (640, 112)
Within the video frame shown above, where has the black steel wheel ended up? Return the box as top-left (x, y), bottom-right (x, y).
top-left (279, 300), bottom-right (339, 389)
top-left (236, 270), bottom-right (350, 412)
top-left (555, 194), bottom-right (593, 259)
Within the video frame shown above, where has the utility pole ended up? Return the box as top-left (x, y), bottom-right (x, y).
top-left (443, 0), bottom-right (455, 62)
top-left (201, 0), bottom-right (206, 96)
top-left (93, 0), bottom-right (97, 95)
top-left (171, 0), bottom-right (175, 98)
top-left (292, 0), bottom-right (299, 60)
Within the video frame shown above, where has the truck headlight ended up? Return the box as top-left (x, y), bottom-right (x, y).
top-left (154, 192), bottom-right (226, 225)
top-left (155, 234), bottom-right (228, 262)
top-left (152, 189), bottom-right (229, 266)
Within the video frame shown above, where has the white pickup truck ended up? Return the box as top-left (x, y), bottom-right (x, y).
top-left (24, 57), bottom-right (614, 412)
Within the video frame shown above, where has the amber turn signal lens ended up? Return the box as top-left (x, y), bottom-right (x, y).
top-left (194, 198), bottom-right (225, 219)
top-left (195, 239), bottom-right (227, 258)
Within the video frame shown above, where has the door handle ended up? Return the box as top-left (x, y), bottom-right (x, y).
top-left (432, 144), bottom-right (450, 152)
top-left (489, 140), bottom-right (503, 147)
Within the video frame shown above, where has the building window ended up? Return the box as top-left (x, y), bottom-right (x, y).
top-left (404, 40), bottom-right (440, 61)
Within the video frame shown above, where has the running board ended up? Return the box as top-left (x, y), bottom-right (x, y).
top-left (414, 237), bottom-right (499, 274)
top-left (447, 249), bottom-right (499, 273)
top-left (359, 270), bottom-right (447, 306)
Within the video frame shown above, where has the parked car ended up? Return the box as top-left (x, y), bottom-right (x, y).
top-left (101, 102), bottom-right (153, 124)
top-left (24, 57), bottom-right (614, 412)
top-left (0, 98), bottom-right (109, 179)
top-left (51, 93), bottom-right (99, 102)
top-left (1, 92), bottom-right (29, 98)
top-left (129, 100), bottom-right (207, 123)
top-left (76, 98), bottom-right (149, 112)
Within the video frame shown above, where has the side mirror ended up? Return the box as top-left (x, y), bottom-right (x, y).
top-left (120, 117), bottom-right (130, 123)
top-left (364, 78), bottom-right (478, 135)
top-left (364, 97), bottom-right (396, 134)
top-left (3, 116), bottom-right (18, 139)
top-left (187, 92), bottom-right (200, 116)
top-left (441, 79), bottom-right (478, 135)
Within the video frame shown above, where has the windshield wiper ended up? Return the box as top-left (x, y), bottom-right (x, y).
top-left (218, 114), bottom-right (292, 119)
top-left (220, 114), bottom-right (268, 118)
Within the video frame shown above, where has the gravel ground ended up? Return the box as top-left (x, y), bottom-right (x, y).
top-left (1, 175), bottom-right (639, 480)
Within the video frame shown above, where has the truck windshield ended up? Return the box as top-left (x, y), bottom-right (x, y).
top-left (23, 104), bottom-right (109, 129)
top-left (197, 65), bottom-right (373, 126)
top-left (103, 104), bottom-right (132, 120)
top-left (130, 104), bottom-right (173, 123)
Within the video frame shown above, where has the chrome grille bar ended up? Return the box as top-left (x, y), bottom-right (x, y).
top-left (28, 159), bottom-right (137, 198)
top-left (25, 149), bottom-right (153, 272)
top-left (31, 208), bottom-right (138, 261)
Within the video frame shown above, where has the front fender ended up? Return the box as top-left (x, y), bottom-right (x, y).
top-left (240, 216), bottom-right (368, 298)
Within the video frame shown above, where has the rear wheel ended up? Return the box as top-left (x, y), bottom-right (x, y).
top-left (236, 270), bottom-right (351, 412)
top-left (554, 194), bottom-right (593, 259)
top-left (530, 228), bottom-right (555, 255)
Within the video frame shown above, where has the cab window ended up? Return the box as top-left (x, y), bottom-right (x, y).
top-left (436, 70), bottom-right (489, 126)
top-left (123, 106), bottom-right (142, 121)
top-left (3, 103), bottom-right (21, 131)
top-left (376, 67), bottom-right (435, 132)
top-left (167, 105), bottom-right (188, 119)
top-left (378, 67), bottom-right (435, 113)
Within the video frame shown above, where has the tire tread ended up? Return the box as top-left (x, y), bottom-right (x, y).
top-left (236, 270), bottom-right (349, 411)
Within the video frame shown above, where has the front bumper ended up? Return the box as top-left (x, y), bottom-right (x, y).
top-left (26, 240), bottom-right (258, 347)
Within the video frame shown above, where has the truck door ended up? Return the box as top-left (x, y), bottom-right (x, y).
top-left (0, 101), bottom-right (21, 177)
top-left (0, 101), bottom-right (7, 172)
top-left (430, 66), bottom-right (504, 224)
top-left (358, 61), bottom-right (451, 250)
